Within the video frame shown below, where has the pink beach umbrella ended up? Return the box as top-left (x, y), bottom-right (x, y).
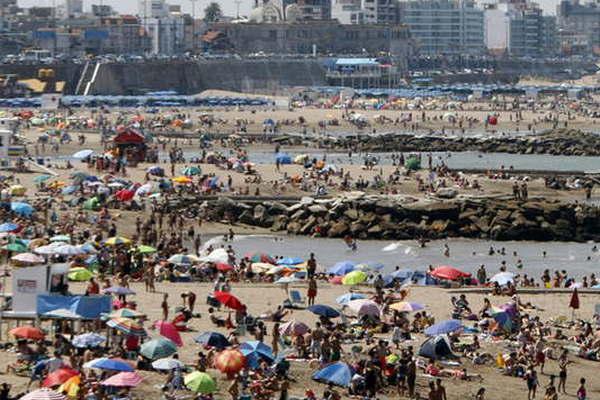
top-left (101, 371), bottom-right (143, 387)
top-left (154, 320), bottom-right (183, 347)
top-left (20, 388), bottom-right (66, 400)
top-left (278, 320), bottom-right (309, 336)
top-left (347, 299), bottom-right (381, 317)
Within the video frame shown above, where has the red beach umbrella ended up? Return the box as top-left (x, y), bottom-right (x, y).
top-left (154, 320), bottom-right (183, 347)
top-left (9, 326), bottom-right (45, 340)
top-left (216, 262), bottom-right (234, 272)
top-left (569, 288), bottom-right (580, 310)
top-left (214, 349), bottom-right (246, 378)
top-left (214, 291), bottom-right (244, 310)
top-left (42, 368), bottom-right (79, 388)
top-left (430, 266), bottom-right (471, 281)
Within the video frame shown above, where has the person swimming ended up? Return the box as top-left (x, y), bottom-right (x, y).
top-left (344, 235), bottom-right (357, 251)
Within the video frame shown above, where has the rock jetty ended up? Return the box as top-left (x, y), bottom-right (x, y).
top-left (323, 129), bottom-right (600, 156)
top-left (193, 194), bottom-right (600, 242)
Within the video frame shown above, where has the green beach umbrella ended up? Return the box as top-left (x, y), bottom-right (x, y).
top-left (405, 157), bottom-right (421, 171)
top-left (182, 166), bottom-right (201, 176)
top-left (342, 270), bottom-right (367, 285)
top-left (136, 245), bottom-right (157, 254)
top-left (2, 242), bottom-right (27, 253)
top-left (140, 338), bottom-right (178, 360)
top-left (68, 267), bottom-right (94, 282)
top-left (184, 371), bottom-right (217, 394)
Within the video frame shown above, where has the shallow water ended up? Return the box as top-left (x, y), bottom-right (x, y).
top-left (219, 235), bottom-right (600, 280)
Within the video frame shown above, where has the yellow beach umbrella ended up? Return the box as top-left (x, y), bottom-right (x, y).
top-left (342, 270), bottom-right (367, 285)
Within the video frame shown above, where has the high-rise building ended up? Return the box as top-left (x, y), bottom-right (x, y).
top-left (331, 0), bottom-right (364, 24)
top-left (557, 0), bottom-right (600, 54)
top-left (362, 0), bottom-right (398, 24)
top-left (398, 0), bottom-right (484, 55)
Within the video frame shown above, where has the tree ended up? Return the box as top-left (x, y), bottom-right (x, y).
top-left (204, 2), bottom-right (222, 23)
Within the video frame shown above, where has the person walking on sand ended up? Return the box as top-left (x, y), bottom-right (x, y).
top-left (558, 350), bottom-right (568, 394)
top-left (526, 366), bottom-right (538, 400)
top-left (272, 323), bottom-right (280, 356)
top-left (161, 293), bottom-right (169, 321)
top-left (577, 377), bottom-right (586, 400)
top-left (307, 278), bottom-right (317, 306)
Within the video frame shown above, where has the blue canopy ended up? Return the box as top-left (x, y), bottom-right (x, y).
top-left (327, 261), bottom-right (356, 276)
top-left (194, 331), bottom-right (230, 349)
top-left (424, 319), bottom-right (463, 336)
top-left (390, 269), bottom-right (414, 280)
top-left (0, 222), bottom-right (18, 232)
top-left (275, 153), bottom-right (292, 165)
top-left (10, 202), bottom-right (34, 217)
top-left (277, 257), bottom-right (303, 265)
top-left (308, 304), bottom-right (340, 318)
top-left (335, 292), bottom-right (365, 305)
top-left (312, 362), bottom-right (353, 387)
top-left (240, 340), bottom-right (274, 369)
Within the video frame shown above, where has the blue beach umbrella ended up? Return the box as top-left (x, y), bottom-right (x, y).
top-left (84, 357), bottom-right (134, 372)
top-left (194, 332), bottom-right (230, 349)
top-left (335, 292), bottom-right (366, 305)
top-left (312, 362), bottom-right (353, 387)
top-left (308, 304), bottom-right (340, 318)
top-left (424, 319), bottom-right (463, 336)
top-left (327, 261), bottom-right (356, 276)
top-left (275, 153), bottom-right (292, 164)
top-left (277, 257), bottom-right (303, 265)
top-left (240, 340), bottom-right (274, 369)
top-left (11, 202), bottom-right (34, 217)
top-left (0, 222), bottom-right (19, 232)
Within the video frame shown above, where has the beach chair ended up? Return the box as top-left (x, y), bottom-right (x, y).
top-left (289, 290), bottom-right (305, 308)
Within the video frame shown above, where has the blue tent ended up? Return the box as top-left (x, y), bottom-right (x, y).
top-left (327, 261), bottom-right (356, 276)
top-left (240, 340), bottom-right (274, 368)
top-left (308, 304), bottom-right (340, 318)
top-left (419, 336), bottom-right (454, 360)
top-left (10, 202), bottom-right (34, 217)
top-left (194, 332), bottom-right (230, 349)
top-left (312, 362), bottom-right (353, 387)
top-left (275, 153), bottom-right (292, 165)
top-left (424, 319), bottom-right (463, 336)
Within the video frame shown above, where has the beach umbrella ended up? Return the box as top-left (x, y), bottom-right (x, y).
top-left (172, 176), bottom-right (192, 184)
top-left (11, 252), bottom-right (45, 264)
top-left (72, 332), bottom-right (106, 348)
top-left (154, 320), bottom-right (183, 346)
top-left (33, 175), bottom-right (52, 184)
top-left (312, 362), bottom-right (353, 387)
top-left (214, 291), bottom-right (244, 311)
top-left (347, 299), bottom-right (380, 317)
top-left (106, 318), bottom-right (146, 337)
top-left (140, 338), bottom-right (178, 360)
top-left (489, 272), bottom-right (515, 286)
top-left (20, 388), bottom-right (66, 400)
top-left (11, 202), bottom-right (34, 217)
top-left (42, 367), bottom-right (79, 388)
top-left (335, 292), bottom-right (366, 305)
top-left (152, 357), bottom-right (184, 371)
top-left (147, 166), bottom-right (164, 176)
top-left (184, 371), bottom-right (217, 394)
top-left (57, 375), bottom-right (81, 398)
top-left (215, 262), bottom-right (234, 272)
top-left (250, 262), bottom-right (275, 273)
top-left (28, 238), bottom-right (48, 249)
top-left (430, 266), bottom-right (471, 281)
top-left (34, 242), bottom-right (63, 255)
top-left (194, 331), bottom-right (230, 349)
top-left (245, 252), bottom-right (275, 264)
top-left (72, 149), bottom-right (94, 159)
top-left (275, 276), bottom-right (301, 284)
top-left (389, 301), bottom-right (425, 313)
top-left (168, 254), bottom-right (200, 265)
top-left (200, 248), bottom-right (228, 263)
top-left (0, 222), bottom-right (19, 232)
top-left (104, 236), bottom-right (131, 246)
top-left (424, 319), bottom-right (463, 336)
top-left (182, 166), bottom-right (202, 176)
top-left (83, 358), bottom-right (134, 372)
top-left (277, 257), bottom-right (303, 265)
top-left (275, 153), bottom-right (292, 165)
top-left (101, 371), bottom-right (143, 387)
top-left (240, 340), bottom-right (274, 368)
top-left (342, 270), bottom-right (367, 285)
top-left (308, 304), bottom-right (340, 318)
top-left (79, 243), bottom-right (98, 254)
top-left (9, 326), bottom-right (45, 340)
top-left (104, 286), bottom-right (136, 296)
top-left (50, 235), bottom-right (70, 242)
top-left (2, 242), bottom-right (27, 253)
top-left (53, 245), bottom-right (86, 256)
top-left (105, 308), bottom-right (144, 319)
top-left (214, 349), bottom-right (246, 377)
top-left (390, 269), bottom-right (414, 281)
top-left (327, 261), bottom-right (356, 276)
top-left (493, 311), bottom-right (513, 332)
top-left (278, 320), bottom-right (309, 336)
top-left (67, 268), bottom-right (94, 282)
top-left (136, 245), bottom-right (157, 254)
top-left (355, 262), bottom-right (384, 272)
top-left (329, 275), bottom-right (343, 285)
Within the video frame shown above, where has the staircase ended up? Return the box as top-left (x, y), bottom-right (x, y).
top-left (74, 61), bottom-right (101, 96)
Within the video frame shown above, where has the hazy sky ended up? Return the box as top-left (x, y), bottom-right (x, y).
top-left (17, 0), bottom-right (561, 17)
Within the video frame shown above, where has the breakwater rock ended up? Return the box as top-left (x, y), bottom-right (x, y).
top-left (327, 129), bottom-right (600, 156)
top-left (194, 194), bottom-right (600, 242)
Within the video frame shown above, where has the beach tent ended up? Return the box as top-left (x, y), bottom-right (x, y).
top-left (275, 153), bottom-right (292, 165)
top-left (418, 336), bottom-right (454, 360)
top-left (312, 362), bottom-right (353, 387)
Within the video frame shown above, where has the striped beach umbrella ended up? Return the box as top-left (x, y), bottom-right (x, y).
top-left (106, 317), bottom-right (146, 337)
top-left (101, 371), bottom-right (143, 387)
top-left (20, 388), bottom-right (66, 400)
top-left (72, 333), bottom-right (106, 348)
top-left (140, 338), bottom-right (178, 360)
top-left (168, 254), bottom-right (200, 265)
top-left (104, 308), bottom-right (144, 319)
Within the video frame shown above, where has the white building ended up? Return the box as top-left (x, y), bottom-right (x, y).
top-left (332, 0), bottom-right (365, 24)
top-left (483, 3), bottom-right (511, 53)
top-left (57, 0), bottom-right (83, 19)
top-left (138, 0), bottom-right (169, 19)
top-left (144, 15), bottom-right (186, 55)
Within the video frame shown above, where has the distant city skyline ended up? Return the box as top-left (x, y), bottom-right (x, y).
top-left (17, 0), bottom-right (562, 17)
